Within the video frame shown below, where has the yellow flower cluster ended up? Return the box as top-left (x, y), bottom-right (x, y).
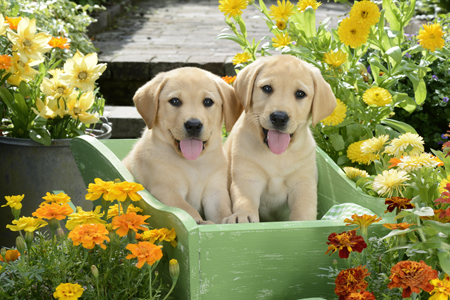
top-left (321, 98), bottom-right (347, 126)
top-left (85, 178), bottom-right (145, 202)
top-left (337, 1), bottom-right (380, 49)
top-left (1, 15), bottom-right (106, 125)
top-left (347, 140), bottom-right (379, 165)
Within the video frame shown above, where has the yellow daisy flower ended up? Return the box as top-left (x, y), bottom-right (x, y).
top-left (32, 96), bottom-right (67, 119)
top-left (418, 23), bottom-right (445, 52)
top-left (40, 68), bottom-right (74, 99)
top-left (65, 206), bottom-right (106, 230)
top-left (2, 195), bottom-right (24, 210)
top-left (373, 169), bottom-right (410, 197)
top-left (272, 32), bottom-right (292, 48)
top-left (7, 17), bottom-right (52, 63)
top-left (337, 17), bottom-right (370, 49)
top-left (360, 135), bottom-right (389, 155)
top-left (362, 86), bottom-right (392, 106)
top-left (60, 50), bottom-right (107, 92)
top-left (66, 91), bottom-right (100, 124)
top-left (53, 283), bottom-right (84, 300)
top-left (343, 167), bottom-right (369, 180)
top-left (397, 153), bottom-right (441, 172)
top-left (107, 203), bottom-right (143, 219)
top-left (276, 19), bottom-right (287, 30)
top-left (349, 0), bottom-right (380, 28)
top-left (7, 52), bottom-right (40, 86)
top-left (269, 0), bottom-right (296, 21)
top-left (439, 175), bottom-right (450, 194)
top-left (218, 0), bottom-right (248, 18)
top-left (232, 52), bottom-right (252, 65)
top-left (323, 49), bottom-right (348, 68)
top-left (6, 217), bottom-right (48, 232)
top-left (41, 192), bottom-right (71, 206)
top-left (321, 98), bottom-right (347, 126)
top-left (0, 14), bottom-right (9, 36)
top-left (297, 0), bottom-right (321, 12)
top-left (384, 132), bottom-right (424, 158)
top-left (429, 273), bottom-right (450, 300)
top-left (347, 140), bottom-right (379, 165)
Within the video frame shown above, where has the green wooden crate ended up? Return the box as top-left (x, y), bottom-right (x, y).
top-left (70, 136), bottom-right (395, 300)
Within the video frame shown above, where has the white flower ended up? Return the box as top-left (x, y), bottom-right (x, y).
top-left (373, 169), bottom-right (410, 197)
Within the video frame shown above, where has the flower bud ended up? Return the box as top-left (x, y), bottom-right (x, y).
top-left (169, 259), bottom-right (180, 281)
top-left (1, 248), bottom-right (6, 259)
top-left (25, 231), bottom-right (34, 245)
top-left (127, 230), bottom-right (136, 243)
top-left (247, 0), bottom-right (255, 5)
top-left (49, 219), bottom-right (60, 232)
top-left (332, 259), bottom-right (338, 267)
top-left (91, 265), bottom-right (99, 279)
top-left (56, 228), bottom-right (65, 239)
top-left (16, 236), bottom-right (26, 256)
top-left (12, 208), bottom-right (21, 220)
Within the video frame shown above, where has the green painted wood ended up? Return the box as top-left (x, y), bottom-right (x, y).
top-left (70, 136), bottom-right (201, 300)
top-left (70, 136), bottom-right (395, 300)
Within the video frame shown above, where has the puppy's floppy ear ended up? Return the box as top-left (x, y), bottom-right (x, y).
top-left (311, 67), bottom-right (337, 127)
top-left (213, 77), bottom-right (243, 132)
top-left (234, 59), bottom-right (265, 113)
top-left (133, 73), bottom-right (168, 129)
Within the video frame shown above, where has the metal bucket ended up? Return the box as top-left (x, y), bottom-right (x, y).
top-left (0, 123), bottom-right (112, 247)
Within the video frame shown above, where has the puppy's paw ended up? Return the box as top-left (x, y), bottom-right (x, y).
top-left (222, 212), bottom-right (259, 224)
top-left (196, 219), bottom-right (215, 225)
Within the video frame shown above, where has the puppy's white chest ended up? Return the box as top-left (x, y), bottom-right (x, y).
top-left (266, 177), bottom-right (287, 196)
top-left (259, 177), bottom-right (290, 221)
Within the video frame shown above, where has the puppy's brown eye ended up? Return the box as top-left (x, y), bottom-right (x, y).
top-left (203, 98), bottom-right (214, 107)
top-left (169, 98), bottom-right (182, 107)
top-left (295, 90), bottom-right (306, 99)
top-left (262, 85), bottom-right (272, 93)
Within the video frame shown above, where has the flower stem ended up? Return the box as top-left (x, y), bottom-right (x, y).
top-left (148, 263), bottom-right (153, 299)
top-left (162, 278), bottom-right (178, 300)
top-left (76, 249), bottom-right (89, 278)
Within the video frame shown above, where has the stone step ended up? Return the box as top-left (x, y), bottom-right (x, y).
top-left (103, 106), bottom-right (144, 138)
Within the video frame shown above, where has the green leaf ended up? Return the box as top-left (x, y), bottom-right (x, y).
top-left (411, 207), bottom-right (435, 217)
top-left (438, 250), bottom-right (450, 274)
top-left (29, 128), bottom-right (52, 146)
top-left (329, 134), bottom-right (345, 151)
top-left (303, 6), bottom-right (316, 38)
top-left (382, 0), bottom-right (401, 31)
top-left (414, 79), bottom-right (427, 105)
top-left (403, 0), bottom-right (417, 27)
top-left (394, 93), bottom-right (416, 113)
top-left (236, 16), bottom-right (247, 39)
top-left (216, 33), bottom-right (247, 47)
top-left (385, 46), bottom-right (402, 65)
top-left (423, 220), bottom-right (450, 235)
top-left (14, 94), bottom-right (29, 117)
top-left (381, 228), bottom-right (417, 240)
top-left (381, 119), bottom-right (417, 134)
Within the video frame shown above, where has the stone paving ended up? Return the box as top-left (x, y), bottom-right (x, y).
top-left (94, 0), bottom-right (350, 105)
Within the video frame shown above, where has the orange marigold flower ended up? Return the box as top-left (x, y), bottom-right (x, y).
top-left (0, 249), bottom-right (20, 263)
top-left (334, 266), bottom-right (370, 300)
top-left (421, 209), bottom-right (450, 223)
top-left (32, 203), bottom-right (73, 220)
top-left (346, 291), bottom-right (376, 300)
top-left (68, 223), bottom-right (110, 250)
top-left (344, 214), bottom-right (382, 230)
top-left (48, 37), bottom-right (70, 49)
top-left (388, 260), bottom-right (438, 298)
top-left (325, 230), bottom-right (367, 259)
top-left (388, 157), bottom-right (402, 168)
top-left (0, 54), bottom-right (12, 70)
top-left (111, 212), bottom-right (150, 237)
top-left (5, 16), bottom-right (21, 30)
top-left (126, 241), bottom-right (163, 268)
top-left (222, 75), bottom-right (236, 85)
top-left (109, 181), bottom-right (144, 202)
top-left (141, 228), bottom-right (177, 247)
top-left (385, 197), bottom-right (415, 214)
top-left (85, 178), bottom-right (115, 201)
top-left (383, 222), bottom-right (415, 230)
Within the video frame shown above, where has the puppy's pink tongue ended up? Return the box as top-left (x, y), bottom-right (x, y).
top-left (179, 138), bottom-right (203, 160)
top-left (267, 130), bottom-right (290, 155)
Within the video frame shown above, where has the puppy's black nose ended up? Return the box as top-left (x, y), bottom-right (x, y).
top-left (270, 111), bottom-right (289, 128)
top-left (184, 119), bottom-right (203, 136)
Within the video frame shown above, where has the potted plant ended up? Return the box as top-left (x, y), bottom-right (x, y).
top-left (0, 13), bottom-right (109, 247)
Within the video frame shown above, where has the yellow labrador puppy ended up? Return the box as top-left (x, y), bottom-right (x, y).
top-left (123, 67), bottom-right (243, 224)
top-left (224, 55), bottom-right (336, 223)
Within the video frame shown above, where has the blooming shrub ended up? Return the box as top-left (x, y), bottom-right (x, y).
top-left (0, 179), bottom-right (179, 300)
top-left (0, 15), bottom-right (106, 145)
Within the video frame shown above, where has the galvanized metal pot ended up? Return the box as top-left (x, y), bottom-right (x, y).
top-left (0, 123), bottom-right (112, 247)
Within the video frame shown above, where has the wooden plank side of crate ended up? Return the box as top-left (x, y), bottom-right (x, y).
top-left (197, 221), bottom-right (390, 300)
top-left (70, 136), bottom-right (201, 300)
top-left (316, 147), bottom-right (388, 218)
